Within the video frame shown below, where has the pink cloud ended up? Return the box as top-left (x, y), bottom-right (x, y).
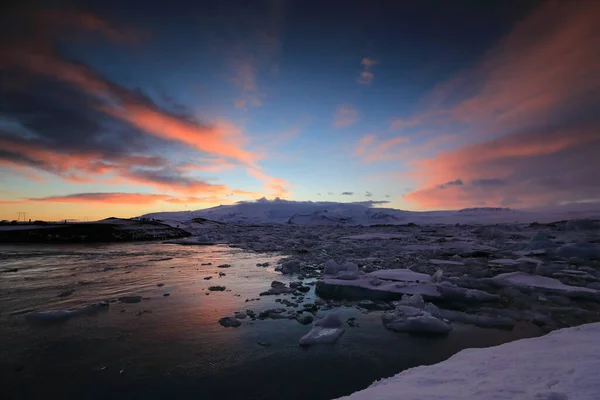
top-left (361, 58), bottom-right (378, 68)
top-left (333, 105), bottom-right (359, 128)
top-left (396, 1), bottom-right (600, 209)
top-left (404, 125), bottom-right (600, 209)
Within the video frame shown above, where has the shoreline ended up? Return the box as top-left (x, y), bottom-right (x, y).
top-left (0, 218), bottom-right (190, 243)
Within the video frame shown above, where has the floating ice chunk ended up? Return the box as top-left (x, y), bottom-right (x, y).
top-left (336, 271), bottom-right (360, 280)
top-left (472, 226), bottom-right (509, 239)
top-left (489, 259), bottom-right (520, 265)
top-left (278, 259), bottom-right (302, 274)
top-left (370, 269), bottom-right (432, 283)
top-left (514, 249), bottom-right (547, 256)
top-left (369, 278), bottom-right (383, 286)
top-left (398, 294), bottom-right (425, 309)
top-left (299, 313), bottom-right (345, 346)
top-left (25, 302), bottom-right (108, 324)
top-left (492, 272), bottom-right (597, 294)
top-left (338, 262), bottom-right (358, 273)
top-left (335, 262), bottom-right (359, 280)
top-left (423, 302), bottom-right (441, 317)
top-left (344, 233), bottom-right (407, 240)
top-left (429, 259), bottom-right (464, 266)
top-left (382, 305), bottom-right (451, 335)
top-left (324, 259), bottom-right (339, 275)
top-left (524, 233), bottom-right (557, 251)
top-left (516, 257), bottom-right (543, 265)
top-left (437, 309), bottom-right (515, 329)
top-left (565, 219), bottom-right (598, 231)
top-left (556, 243), bottom-right (600, 260)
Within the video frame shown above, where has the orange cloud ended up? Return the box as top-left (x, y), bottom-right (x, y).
top-left (24, 192), bottom-right (227, 205)
top-left (404, 125), bottom-right (600, 209)
top-left (333, 105), bottom-right (359, 128)
top-left (107, 104), bottom-right (261, 167)
top-left (178, 160), bottom-right (236, 173)
top-left (247, 168), bottom-right (291, 198)
top-left (12, 52), bottom-right (261, 167)
top-left (0, 134), bottom-right (258, 199)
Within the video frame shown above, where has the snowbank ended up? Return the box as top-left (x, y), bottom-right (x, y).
top-left (337, 322), bottom-right (600, 400)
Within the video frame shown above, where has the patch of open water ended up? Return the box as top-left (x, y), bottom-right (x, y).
top-left (0, 242), bottom-right (541, 399)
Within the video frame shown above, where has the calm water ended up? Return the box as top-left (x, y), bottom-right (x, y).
top-left (0, 242), bottom-right (541, 399)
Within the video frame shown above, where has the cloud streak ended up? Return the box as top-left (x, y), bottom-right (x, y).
top-left (355, 135), bottom-right (409, 162)
top-left (24, 192), bottom-right (225, 205)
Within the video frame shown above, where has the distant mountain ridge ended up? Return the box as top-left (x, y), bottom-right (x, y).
top-left (141, 198), bottom-right (600, 226)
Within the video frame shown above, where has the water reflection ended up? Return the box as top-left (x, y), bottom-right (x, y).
top-left (0, 242), bottom-right (542, 400)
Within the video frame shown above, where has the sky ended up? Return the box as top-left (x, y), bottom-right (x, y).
top-left (1, 0), bottom-right (599, 221)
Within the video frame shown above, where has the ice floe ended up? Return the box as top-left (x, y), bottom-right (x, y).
top-left (299, 313), bottom-right (345, 346)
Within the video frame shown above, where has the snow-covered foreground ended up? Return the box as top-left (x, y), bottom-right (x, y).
top-left (338, 322), bottom-right (600, 400)
top-left (142, 198), bottom-right (600, 226)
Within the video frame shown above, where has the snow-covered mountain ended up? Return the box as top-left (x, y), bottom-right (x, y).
top-left (141, 198), bottom-right (600, 226)
top-left (458, 207), bottom-right (515, 213)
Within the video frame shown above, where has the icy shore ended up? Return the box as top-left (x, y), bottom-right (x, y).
top-left (336, 322), bottom-right (600, 400)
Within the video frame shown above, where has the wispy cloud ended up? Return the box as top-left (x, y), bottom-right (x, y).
top-left (24, 192), bottom-right (225, 205)
top-left (333, 105), bottom-right (359, 128)
top-left (220, 1), bottom-right (284, 109)
top-left (247, 168), bottom-right (291, 198)
top-left (355, 134), bottom-right (409, 162)
top-left (341, 191), bottom-right (354, 196)
top-left (358, 57), bottom-right (378, 84)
